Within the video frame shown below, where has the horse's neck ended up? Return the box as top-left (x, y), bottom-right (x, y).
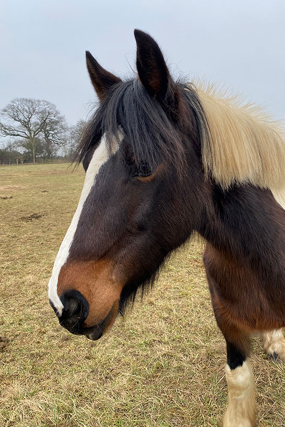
top-left (197, 184), bottom-right (285, 265)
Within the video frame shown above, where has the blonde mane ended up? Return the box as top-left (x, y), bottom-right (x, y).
top-left (194, 83), bottom-right (285, 196)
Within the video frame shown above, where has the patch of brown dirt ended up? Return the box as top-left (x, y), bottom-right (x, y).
top-left (20, 213), bottom-right (43, 222)
top-left (0, 336), bottom-right (9, 351)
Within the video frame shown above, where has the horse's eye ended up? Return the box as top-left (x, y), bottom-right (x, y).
top-left (125, 153), bottom-right (152, 178)
top-left (135, 162), bottom-right (152, 177)
top-left (125, 154), bottom-right (152, 178)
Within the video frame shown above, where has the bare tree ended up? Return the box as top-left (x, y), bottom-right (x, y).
top-left (41, 111), bottom-right (68, 160)
top-left (67, 119), bottom-right (88, 159)
top-left (0, 98), bottom-right (67, 163)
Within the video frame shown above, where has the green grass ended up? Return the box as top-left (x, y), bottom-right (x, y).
top-left (0, 163), bottom-right (285, 426)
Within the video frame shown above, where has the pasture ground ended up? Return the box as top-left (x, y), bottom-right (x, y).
top-left (0, 163), bottom-right (284, 426)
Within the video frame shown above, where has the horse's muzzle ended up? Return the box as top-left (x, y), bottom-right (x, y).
top-left (49, 289), bottom-right (89, 335)
top-left (49, 290), bottom-right (119, 340)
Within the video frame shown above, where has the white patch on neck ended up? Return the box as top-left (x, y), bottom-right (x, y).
top-left (48, 134), bottom-right (116, 316)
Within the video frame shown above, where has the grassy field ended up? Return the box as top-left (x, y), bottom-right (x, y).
top-left (0, 163), bottom-right (285, 427)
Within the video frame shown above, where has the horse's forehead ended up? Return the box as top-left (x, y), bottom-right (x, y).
top-left (85, 134), bottom-right (109, 181)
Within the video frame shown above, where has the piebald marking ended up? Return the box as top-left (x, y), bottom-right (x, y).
top-left (196, 83), bottom-right (285, 191)
top-left (48, 135), bottom-right (110, 316)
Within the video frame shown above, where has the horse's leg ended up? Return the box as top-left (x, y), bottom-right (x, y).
top-left (205, 270), bottom-right (256, 426)
top-left (224, 340), bottom-right (256, 427)
top-left (261, 329), bottom-right (285, 361)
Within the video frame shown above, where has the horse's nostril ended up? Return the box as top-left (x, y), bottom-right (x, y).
top-left (59, 290), bottom-right (89, 334)
top-left (68, 298), bottom-right (80, 316)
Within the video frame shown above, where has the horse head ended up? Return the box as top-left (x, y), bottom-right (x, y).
top-left (48, 30), bottom-right (206, 340)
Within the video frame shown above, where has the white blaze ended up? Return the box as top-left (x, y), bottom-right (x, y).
top-left (48, 135), bottom-right (110, 316)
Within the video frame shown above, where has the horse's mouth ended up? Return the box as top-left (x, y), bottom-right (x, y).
top-left (84, 325), bottom-right (103, 340)
top-left (83, 299), bottom-right (119, 341)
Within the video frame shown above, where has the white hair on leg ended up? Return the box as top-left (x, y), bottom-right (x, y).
top-left (261, 329), bottom-right (285, 361)
top-left (223, 360), bottom-right (256, 427)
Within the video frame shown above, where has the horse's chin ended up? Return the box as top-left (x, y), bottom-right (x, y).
top-left (83, 299), bottom-right (119, 341)
top-left (84, 327), bottom-right (103, 341)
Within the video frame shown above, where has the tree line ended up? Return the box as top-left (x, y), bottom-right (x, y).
top-left (0, 98), bottom-right (87, 165)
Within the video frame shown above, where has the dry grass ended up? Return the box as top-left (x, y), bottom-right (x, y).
top-left (0, 163), bottom-right (284, 427)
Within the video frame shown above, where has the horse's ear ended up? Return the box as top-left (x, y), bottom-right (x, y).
top-left (86, 51), bottom-right (121, 101)
top-left (134, 29), bottom-right (172, 99)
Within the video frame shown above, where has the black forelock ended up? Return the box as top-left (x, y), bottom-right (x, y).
top-left (75, 79), bottom-right (206, 171)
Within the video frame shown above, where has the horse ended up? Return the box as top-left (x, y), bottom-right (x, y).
top-left (48, 30), bottom-right (285, 426)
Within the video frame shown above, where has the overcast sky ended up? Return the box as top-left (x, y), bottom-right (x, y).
top-left (1, 0), bottom-right (284, 127)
